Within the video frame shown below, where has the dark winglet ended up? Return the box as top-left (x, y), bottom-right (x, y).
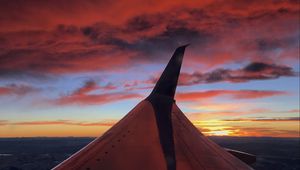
top-left (146, 45), bottom-right (189, 170)
top-left (149, 44), bottom-right (189, 99)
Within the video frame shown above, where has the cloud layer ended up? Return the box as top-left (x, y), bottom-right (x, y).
top-left (0, 0), bottom-right (298, 137)
top-left (0, 0), bottom-right (298, 79)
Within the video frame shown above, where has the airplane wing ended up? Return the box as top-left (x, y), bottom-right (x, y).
top-left (53, 45), bottom-right (255, 170)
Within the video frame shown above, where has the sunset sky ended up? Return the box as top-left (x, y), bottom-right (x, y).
top-left (0, 0), bottom-right (299, 137)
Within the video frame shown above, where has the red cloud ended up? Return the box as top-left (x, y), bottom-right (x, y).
top-left (287, 109), bottom-right (300, 113)
top-left (56, 92), bottom-right (140, 105)
top-left (71, 80), bottom-right (117, 95)
top-left (54, 80), bottom-right (140, 105)
top-left (73, 80), bottom-right (98, 95)
top-left (0, 84), bottom-right (38, 96)
top-left (176, 90), bottom-right (287, 101)
top-left (0, 44), bottom-right (138, 74)
top-left (0, 0), bottom-right (298, 78)
top-left (229, 90), bottom-right (288, 99)
top-left (0, 1), bottom-right (213, 32)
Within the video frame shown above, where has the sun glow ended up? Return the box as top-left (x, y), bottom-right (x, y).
top-left (191, 118), bottom-right (300, 137)
top-left (192, 120), bottom-right (241, 136)
top-left (208, 130), bottom-right (230, 136)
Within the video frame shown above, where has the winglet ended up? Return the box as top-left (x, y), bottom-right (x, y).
top-left (149, 44), bottom-right (189, 99)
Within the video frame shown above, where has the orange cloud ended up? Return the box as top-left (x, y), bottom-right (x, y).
top-left (187, 109), bottom-right (299, 120)
top-left (0, 120), bottom-right (8, 126)
top-left (200, 126), bottom-right (299, 137)
top-left (11, 119), bottom-right (116, 126)
top-left (176, 89), bottom-right (287, 101)
top-left (1, 116), bottom-right (298, 137)
top-left (222, 117), bottom-right (299, 122)
top-left (224, 126), bottom-right (299, 137)
top-left (188, 103), bottom-right (249, 114)
top-left (193, 118), bottom-right (299, 137)
top-left (0, 121), bottom-right (113, 137)
top-left (188, 111), bottom-right (249, 120)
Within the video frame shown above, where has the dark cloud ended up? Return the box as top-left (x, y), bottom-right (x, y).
top-left (244, 62), bottom-right (274, 72)
top-left (241, 62), bottom-right (297, 80)
top-left (79, 15), bottom-right (214, 60)
top-left (73, 80), bottom-right (98, 95)
top-left (0, 42), bottom-right (137, 74)
top-left (0, 83), bottom-right (39, 96)
top-left (125, 15), bottom-right (156, 32)
top-left (0, 69), bottom-right (52, 80)
top-left (56, 24), bottom-right (80, 35)
top-left (127, 27), bottom-right (214, 59)
top-left (80, 23), bottom-right (124, 45)
top-left (0, 0), bottom-right (298, 78)
top-left (178, 62), bottom-right (298, 85)
top-left (123, 62), bottom-right (298, 89)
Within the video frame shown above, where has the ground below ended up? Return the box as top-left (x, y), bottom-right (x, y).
top-left (0, 137), bottom-right (299, 170)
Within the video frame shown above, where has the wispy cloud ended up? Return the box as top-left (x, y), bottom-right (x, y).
top-left (222, 117), bottom-right (300, 122)
top-left (187, 109), bottom-right (300, 120)
top-left (176, 89), bottom-right (288, 101)
top-left (0, 120), bottom-right (8, 126)
top-left (0, 83), bottom-right (39, 96)
top-left (178, 62), bottom-right (298, 85)
top-left (139, 62), bottom-right (298, 89)
top-left (53, 80), bottom-right (140, 105)
top-left (0, 119), bottom-right (117, 126)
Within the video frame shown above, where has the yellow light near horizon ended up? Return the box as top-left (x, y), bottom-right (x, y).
top-left (0, 125), bottom-right (111, 137)
top-left (0, 118), bottom-right (298, 137)
top-left (209, 130), bottom-right (229, 136)
top-left (190, 103), bottom-right (246, 112)
top-left (192, 118), bottom-right (299, 137)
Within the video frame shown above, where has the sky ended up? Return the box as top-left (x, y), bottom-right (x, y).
top-left (0, 0), bottom-right (299, 137)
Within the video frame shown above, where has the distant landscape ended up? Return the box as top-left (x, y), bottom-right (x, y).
top-left (0, 137), bottom-right (299, 170)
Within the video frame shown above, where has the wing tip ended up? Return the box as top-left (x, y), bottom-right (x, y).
top-left (176, 44), bottom-right (190, 50)
top-left (148, 44), bottom-right (188, 99)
